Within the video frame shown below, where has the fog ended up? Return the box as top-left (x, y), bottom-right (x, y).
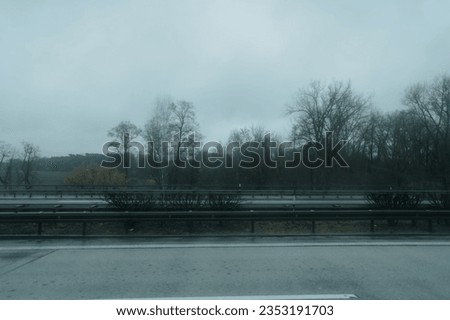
top-left (1, 0), bottom-right (449, 156)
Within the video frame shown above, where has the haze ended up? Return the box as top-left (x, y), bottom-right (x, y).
top-left (1, 0), bottom-right (449, 156)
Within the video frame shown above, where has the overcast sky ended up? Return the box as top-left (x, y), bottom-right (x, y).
top-left (1, 0), bottom-right (450, 156)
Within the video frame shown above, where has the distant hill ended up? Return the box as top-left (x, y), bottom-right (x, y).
top-left (35, 154), bottom-right (105, 185)
top-left (35, 153), bottom-right (105, 172)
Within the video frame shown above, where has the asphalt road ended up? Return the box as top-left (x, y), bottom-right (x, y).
top-left (0, 197), bottom-right (368, 210)
top-left (1, 237), bottom-right (450, 299)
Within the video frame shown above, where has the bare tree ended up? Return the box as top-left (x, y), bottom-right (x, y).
top-left (169, 100), bottom-right (201, 143)
top-left (167, 100), bottom-right (201, 169)
top-left (228, 125), bottom-right (281, 144)
top-left (287, 80), bottom-right (370, 144)
top-left (0, 142), bottom-right (15, 188)
top-left (19, 142), bottom-right (39, 189)
top-left (168, 100), bottom-right (202, 185)
top-left (108, 120), bottom-right (142, 146)
top-left (227, 125), bottom-right (281, 186)
top-left (385, 111), bottom-right (425, 186)
top-left (358, 111), bottom-right (392, 163)
top-left (404, 75), bottom-right (450, 139)
top-left (228, 127), bottom-right (252, 144)
top-left (403, 74), bottom-right (450, 186)
top-left (143, 97), bottom-right (175, 186)
top-left (108, 121), bottom-right (142, 179)
top-left (143, 98), bottom-right (202, 186)
top-left (286, 81), bottom-right (370, 187)
top-left (144, 97), bottom-right (174, 155)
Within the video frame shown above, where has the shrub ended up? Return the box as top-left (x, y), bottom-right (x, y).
top-left (64, 166), bottom-right (126, 186)
top-left (366, 192), bottom-right (422, 209)
top-left (207, 193), bottom-right (240, 210)
top-left (366, 192), bottom-right (423, 226)
top-left (103, 192), bottom-right (157, 211)
top-left (427, 192), bottom-right (450, 209)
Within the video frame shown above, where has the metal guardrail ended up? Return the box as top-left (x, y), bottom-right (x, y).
top-left (1, 186), bottom-right (449, 236)
top-left (0, 184), bottom-right (416, 191)
top-left (1, 186), bottom-right (448, 200)
top-left (1, 209), bottom-right (449, 236)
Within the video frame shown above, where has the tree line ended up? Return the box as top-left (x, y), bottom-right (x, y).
top-left (0, 142), bottom-right (40, 189)
top-left (1, 74), bottom-right (449, 189)
top-left (101, 74), bottom-right (450, 189)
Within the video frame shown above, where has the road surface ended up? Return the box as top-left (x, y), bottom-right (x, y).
top-left (1, 236), bottom-right (449, 299)
top-left (0, 197), bottom-right (368, 210)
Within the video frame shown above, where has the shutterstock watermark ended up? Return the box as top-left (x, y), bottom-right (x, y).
top-left (100, 131), bottom-right (349, 169)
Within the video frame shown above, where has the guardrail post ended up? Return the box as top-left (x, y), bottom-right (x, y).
top-left (82, 222), bottom-right (87, 236)
top-left (185, 210), bottom-right (193, 233)
top-left (370, 220), bottom-right (374, 232)
top-left (311, 220), bottom-right (316, 233)
top-left (250, 210), bottom-right (255, 233)
top-left (37, 222), bottom-right (42, 235)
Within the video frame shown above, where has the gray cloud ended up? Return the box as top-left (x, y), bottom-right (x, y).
top-left (1, 0), bottom-right (449, 156)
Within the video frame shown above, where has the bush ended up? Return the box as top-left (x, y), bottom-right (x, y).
top-left (65, 166), bottom-right (126, 186)
top-left (366, 192), bottom-right (422, 209)
top-left (103, 191), bottom-right (241, 211)
top-left (366, 192), bottom-right (423, 226)
top-left (162, 193), bottom-right (207, 210)
top-left (427, 192), bottom-right (450, 209)
top-left (206, 193), bottom-right (240, 210)
top-left (103, 192), bottom-right (158, 211)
